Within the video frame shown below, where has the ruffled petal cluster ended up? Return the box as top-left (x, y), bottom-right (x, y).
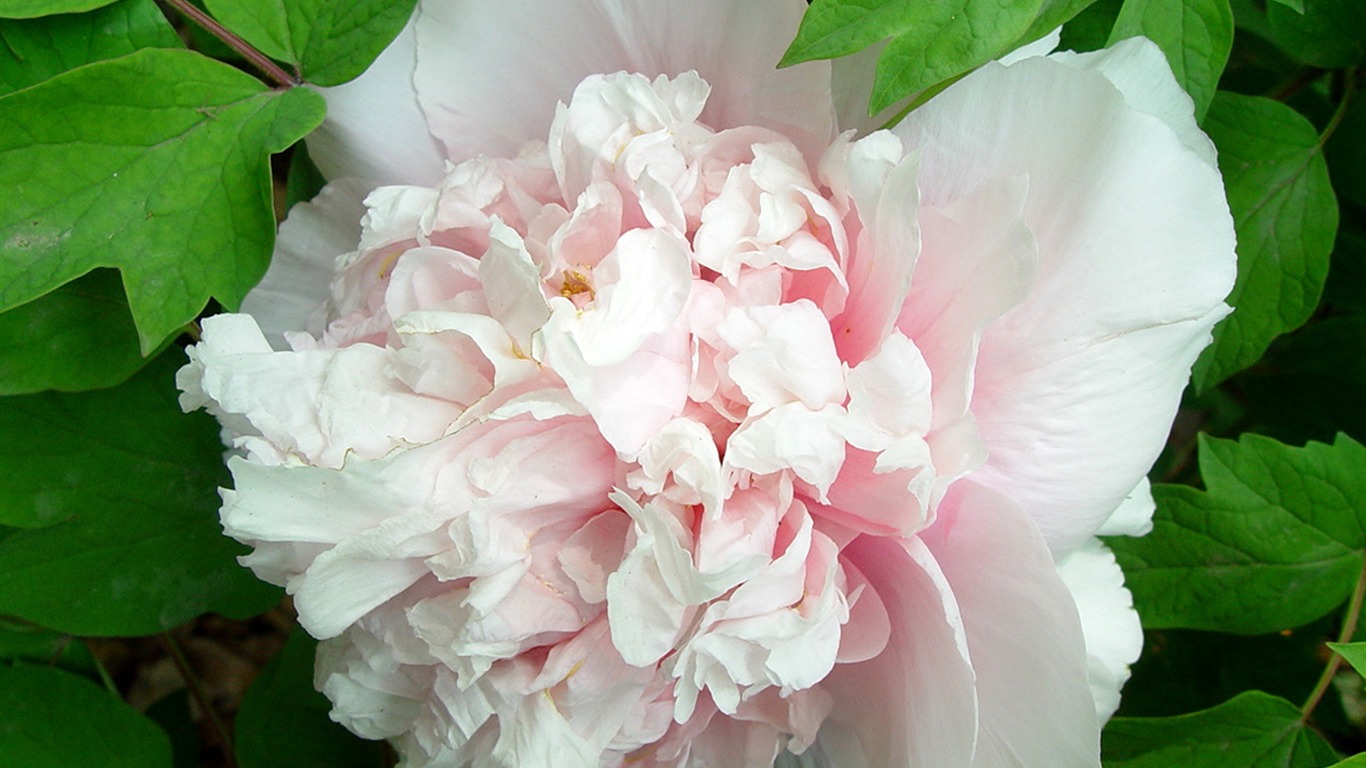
top-left (179, 2), bottom-right (1236, 766)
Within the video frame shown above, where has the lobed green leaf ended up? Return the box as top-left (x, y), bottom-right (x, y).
top-left (0, 48), bottom-right (326, 354)
top-left (0, 351), bottom-right (281, 634)
top-left (781, 0), bottom-right (1048, 115)
top-left (1327, 641), bottom-right (1366, 680)
top-left (202, 0), bottom-right (418, 86)
top-left (0, 269), bottom-right (161, 395)
top-left (1192, 92), bottom-right (1337, 391)
top-left (1107, 0), bottom-right (1233, 121)
top-left (0, 663), bottom-right (172, 768)
top-left (0, 0), bottom-right (180, 96)
top-left (1109, 433), bottom-right (1366, 634)
top-left (0, 0), bottom-right (118, 19)
top-left (1102, 690), bottom-right (1338, 767)
top-left (236, 628), bottom-right (387, 768)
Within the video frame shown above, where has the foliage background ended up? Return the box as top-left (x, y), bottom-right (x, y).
top-left (0, 0), bottom-right (1361, 765)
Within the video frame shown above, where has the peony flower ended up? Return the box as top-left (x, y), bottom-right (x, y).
top-left (178, 1), bottom-right (1236, 765)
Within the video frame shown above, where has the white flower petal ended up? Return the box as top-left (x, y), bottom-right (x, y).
top-left (241, 180), bottom-right (368, 349)
top-left (894, 51), bottom-right (1235, 550)
top-left (307, 18), bottom-right (446, 188)
top-left (407, 0), bottom-right (834, 164)
top-left (1051, 37), bottom-right (1218, 167)
top-left (1056, 538), bottom-right (1144, 721)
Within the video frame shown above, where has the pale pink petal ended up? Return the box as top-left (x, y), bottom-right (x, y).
top-left (896, 174), bottom-right (1037, 430)
top-left (824, 132), bottom-right (920, 366)
top-left (307, 18), bottom-right (446, 188)
top-left (818, 535), bottom-right (977, 767)
top-left (408, 0), bottom-right (834, 166)
top-left (719, 300), bottom-right (846, 412)
top-left (921, 482), bottom-right (1101, 767)
top-left (893, 52), bottom-right (1235, 549)
top-left (241, 179), bottom-right (368, 348)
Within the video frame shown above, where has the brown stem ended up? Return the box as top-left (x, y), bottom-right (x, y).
top-left (1270, 67), bottom-right (1325, 103)
top-left (163, 0), bottom-right (298, 89)
top-left (1301, 562), bottom-right (1366, 720)
top-left (163, 632), bottom-right (238, 768)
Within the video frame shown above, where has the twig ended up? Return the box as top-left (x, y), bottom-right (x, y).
top-left (1302, 562), bottom-right (1366, 719)
top-left (163, 632), bottom-right (238, 768)
top-left (162, 0), bottom-right (298, 89)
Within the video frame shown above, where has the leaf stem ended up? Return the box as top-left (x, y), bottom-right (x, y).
top-left (1270, 67), bottom-right (1324, 103)
top-left (1301, 561), bottom-right (1366, 719)
top-left (162, 0), bottom-right (298, 89)
top-left (1315, 67), bottom-right (1358, 150)
top-left (84, 639), bottom-right (121, 698)
top-left (163, 631), bottom-right (238, 768)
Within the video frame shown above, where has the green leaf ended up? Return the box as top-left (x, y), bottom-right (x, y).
top-left (236, 628), bottom-right (387, 768)
top-left (781, 0), bottom-right (1046, 115)
top-left (1268, 0), bottom-right (1305, 10)
top-left (0, 618), bottom-right (96, 674)
top-left (1266, 0), bottom-right (1365, 69)
top-left (0, 48), bottom-right (326, 354)
top-left (284, 142), bottom-right (326, 212)
top-left (1109, 433), bottom-right (1366, 634)
top-left (0, 0), bottom-right (118, 19)
top-left (1018, 0), bottom-right (1104, 47)
top-left (0, 350), bottom-right (281, 635)
top-left (0, 663), bottom-right (172, 768)
top-left (1325, 755), bottom-right (1366, 768)
top-left (1107, 0), bottom-right (1233, 121)
top-left (1102, 691), bottom-right (1338, 767)
top-left (0, 269), bottom-right (159, 395)
top-left (1192, 92), bottom-right (1337, 391)
top-left (1328, 641), bottom-right (1366, 679)
top-left (0, 0), bottom-right (180, 96)
top-left (1058, 0), bottom-right (1124, 54)
top-left (202, 0), bottom-right (417, 86)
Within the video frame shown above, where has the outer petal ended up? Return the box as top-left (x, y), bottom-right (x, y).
top-left (1050, 38), bottom-right (1218, 167)
top-left (893, 49), bottom-right (1235, 550)
top-left (817, 536), bottom-right (977, 767)
top-left (240, 180), bottom-right (368, 349)
top-left (921, 482), bottom-right (1102, 768)
top-left (1056, 538), bottom-right (1143, 721)
top-left (307, 19), bottom-right (447, 188)
top-left (407, 0), bottom-right (835, 166)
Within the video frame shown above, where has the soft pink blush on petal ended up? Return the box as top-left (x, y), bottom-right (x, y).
top-left (402, 0), bottom-right (834, 169)
top-left (893, 53), bottom-right (1235, 551)
top-left (920, 482), bottom-right (1102, 767)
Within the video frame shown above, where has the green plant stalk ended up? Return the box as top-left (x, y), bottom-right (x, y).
top-left (1302, 561), bottom-right (1366, 719)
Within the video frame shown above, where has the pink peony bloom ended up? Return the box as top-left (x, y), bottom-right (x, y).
top-left (178, 1), bottom-right (1236, 765)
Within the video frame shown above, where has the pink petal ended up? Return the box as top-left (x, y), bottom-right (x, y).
top-left (921, 482), bottom-right (1101, 767)
top-left (893, 50), bottom-right (1235, 550)
top-left (408, 0), bottom-right (835, 166)
top-left (818, 535), bottom-right (977, 767)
